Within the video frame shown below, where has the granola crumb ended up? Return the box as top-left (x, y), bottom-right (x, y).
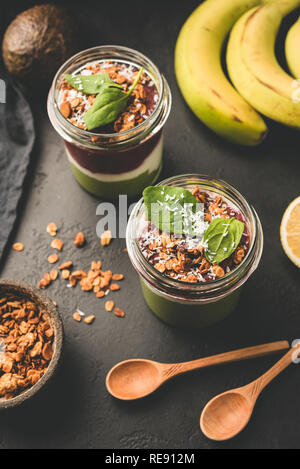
top-left (114, 307), bottom-right (125, 318)
top-left (60, 101), bottom-right (71, 118)
top-left (112, 274), bottom-right (124, 281)
top-left (91, 261), bottom-right (102, 270)
top-left (212, 265), bottom-right (225, 278)
top-left (154, 263), bottom-right (166, 274)
top-left (42, 342), bottom-right (53, 361)
top-left (12, 243), bottom-right (24, 252)
top-left (58, 261), bottom-right (73, 270)
top-left (234, 247), bottom-right (245, 265)
top-left (50, 270), bottom-right (58, 281)
top-left (38, 279), bottom-right (47, 289)
top-left (69, 276), bottom-right (77, 287)
top-left (62, 269), bottom-right (70, 280)
top-left (48, 254), bottom-right (59, 264)
top-left (105, 301), bottom-right (115, 312)
top-left (74, 232), bottom-right (85, 247)
top-left (43, 273), bottom-right (51, 286)
top-left (84, 315), bottom-right (95, 325)
top-left (47, 222), bottom-right (58, 237)
top-left (51, 239), bottom-right (64, 251)
top-left (100, 230), bottom-right (112, 247)
top-left (73, 312), bottom-right (82, 322)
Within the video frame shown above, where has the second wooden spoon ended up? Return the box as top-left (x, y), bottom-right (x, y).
top-left (106, 341), bottom-right (289, 400)
top-left (200, 343), bottom-right (300, 441)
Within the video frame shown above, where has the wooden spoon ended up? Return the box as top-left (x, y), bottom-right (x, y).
top-left (200, 343), bottom-right (300, 441)
top-left (106, 341), bottom-right (289, 401)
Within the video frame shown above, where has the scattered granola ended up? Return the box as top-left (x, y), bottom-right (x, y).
top-left (100, 230), bottom-right (112, 247)
top-left (51, 239), bottom-right (64, 251)
top-left (37, 226), bottom-right (126, 322)
top-left (114, 307), bottom-right (125, 318)
top-left (73, 312), bottom-right (82, 323)
top-left (48, 254), bottom-right (59, 264)
top-left (47, 222), bottom-right (58, 237)
top-left (84, 315), bottom-right (95, 325)
top-left (12, 243), bottom-right (24, 252)
top-left (74, 232), bottom-right (85, 247)
top-left (61, 269), bottom-right (70, 280)
top-left (105, 301), bottom-right (115, 312)
top-left (0, 294), bottom-right (54, 399)
top-left (112, 274), bottom-right (124, 281)
top-left (58, 261), bottom-right (73, 270)
top-left (50, 270), bottom-right (58, 281)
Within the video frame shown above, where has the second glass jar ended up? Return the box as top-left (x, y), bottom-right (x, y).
top-left (126, 174), bottom-right (264, 328)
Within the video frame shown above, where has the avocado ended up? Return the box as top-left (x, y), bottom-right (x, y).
top-left (2, 4), bottom-right (79, 86)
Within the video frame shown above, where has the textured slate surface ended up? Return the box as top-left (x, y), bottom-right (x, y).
top-left (0, 0), bottom-right (300, 449)
top-left (0, 66), bottom-right (35, 260)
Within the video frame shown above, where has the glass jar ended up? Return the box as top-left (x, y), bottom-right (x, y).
top-left (47, 45), bottom-right (172, 199)
top-left (126, 174), bottom-right (264, 328)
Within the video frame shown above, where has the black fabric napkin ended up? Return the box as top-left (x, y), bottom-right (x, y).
top-left (0, 65), bottom-right (35, 261)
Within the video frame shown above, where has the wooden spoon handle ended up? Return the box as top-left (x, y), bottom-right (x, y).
top-left (163, 341), bottom-right (290, 379)
top-left (249, 344), bottom-right (300, 399)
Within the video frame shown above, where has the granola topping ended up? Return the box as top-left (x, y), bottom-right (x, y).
top-left (58, 60), bottom-right (159, 134)
top-left (139, 187), bottom-right (250, 283)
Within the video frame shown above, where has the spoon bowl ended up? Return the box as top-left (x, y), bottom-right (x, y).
top-left (200, 391), bottom-right (253, 441)
top-left (106, 359), bottom-right (162, 400)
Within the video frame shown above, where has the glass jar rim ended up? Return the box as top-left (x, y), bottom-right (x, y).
top-left (126, 174), bottom-right (264, 300)
top-left (48, 45), bottom-right (171, 149)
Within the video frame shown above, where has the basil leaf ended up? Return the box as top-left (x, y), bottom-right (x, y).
top-left (83, 67), bottom-right (144, 130)
top-left (83, 87), bottom-right (128, 130)
top-left (204, 217), bottom-right (245, 264)
top-left (64, 73), bottom-right (122, 95)
top-left (143, 186), bottom-right (199, 234)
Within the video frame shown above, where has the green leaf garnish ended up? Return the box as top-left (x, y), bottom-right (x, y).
top-left (64, 72), bottom-right (123, 95)
top-left (83, 67), bottom-right (144, 130)
top-left (203, 217), bottom-right (245, 264)
top-left (143, 185), bottom-right (199, 234)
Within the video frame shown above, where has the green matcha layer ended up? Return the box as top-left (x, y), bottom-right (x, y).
top-left (70, 161), bottom-right (162, 199)
top-left (141, 279), bottom-right (241, 328)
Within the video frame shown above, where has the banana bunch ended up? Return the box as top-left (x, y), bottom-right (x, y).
top-left (175, 0), bottom-right (300, 146)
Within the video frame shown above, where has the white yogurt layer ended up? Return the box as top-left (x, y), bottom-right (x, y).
top-left (66, 134), bottom-right (163, 182)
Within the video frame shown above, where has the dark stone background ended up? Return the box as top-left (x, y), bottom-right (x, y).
top-left (0, 0), bottom-right (300, 449)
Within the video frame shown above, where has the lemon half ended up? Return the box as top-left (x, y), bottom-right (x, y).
top-left (280, 196), bottom-right (300, 268)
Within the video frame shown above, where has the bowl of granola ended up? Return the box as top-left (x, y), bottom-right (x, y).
top-left (0, 279), bottom-right (63, 408)
top-left (47, 45), bottom-right (172, 199)
top-left (126, 174), bottom-right (264, 328)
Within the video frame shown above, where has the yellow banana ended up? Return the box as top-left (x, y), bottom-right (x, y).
top-left (174, 0), bottom-right (268, 146)
top-left (227, 0), bottom-right (300, 128)
top-left (285, 16), bottom-right (300, 77)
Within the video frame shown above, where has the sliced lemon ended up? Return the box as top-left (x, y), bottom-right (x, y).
top-left (280, 196), bottom-right (300, 268)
